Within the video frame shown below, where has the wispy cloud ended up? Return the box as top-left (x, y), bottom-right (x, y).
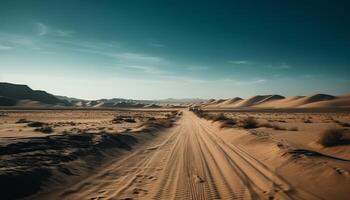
top-left (228, 60), bottom-right (253, 65)
top-left (147, 39), bottom-right (165, 48)
top-left (149, 42), bottom-right (164, 47)
top-left (112, 52), bottom-right (165, 65)
top-left (35, 22), bottom-right (74, 37)
top-left (218, 78), bottom-right (266, 85)
top-left (0, 44), bottom-right (13, 50)
top-left (234, 79), bottom-right (266, 85)
top-left (186, 65), bottom-right (208, 71)
top-left (110, 53), bottom-right (172, 76)
top-left (267, 62), bottom-right (291, 69)
top-left (123, 65), bottom-right (166, 75)
top-left (155, 75), bottom-right (267, 85)
top-left (36, 23), bottom-right (49, 36)
top-left (0, 32), bottom-right (39, 50)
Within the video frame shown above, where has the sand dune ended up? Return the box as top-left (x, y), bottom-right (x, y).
top-left (203, 94), bottom-right (350, 109)
top-left (235, 95), bottom-right (285, 107)
top-left (300, 95), bottom-right (350, 108)
top-left (215, 97), bottom-right (243, 107)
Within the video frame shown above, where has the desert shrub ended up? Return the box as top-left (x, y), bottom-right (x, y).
top-left (27, 121), bottom-right (46, 127)
top-left (147, 117), bottom-right (156, 121)
top-left (16, 118), bottom-right (30, 123)
top-left (171, 111), bottom-right (178, 115)
top-left (271, 124), bottom-right (287, 131)
top-left (303, 119), bottom-right (312, 123)
top-left (111, 116), bottom-right (122, 124)
top-left (112, 116), bottom-right (137, 123)
top-left (211, 113), bottom-right (228, 122)
top-left (319, 128), bottom-right (350, 147)
top-left (124, 118), bottom-right (136, 123)
top-left (220, 118), bottom-right (237, 128)
top-left (139, 119), bottom-right (174, 132)
top-left (289, 127), bottom-right (299, 131)
top-left (260, 123), bottom-right (273, 128)
top-left (69, 121), bottom-right (76, 126)
top-left (335, 120), bottom-right (350, 127)
top-left (241, 117), bottom-right (258, 129)
top-left (260, 123), bottom-right (286, 130)
top-left (34, 125), bottom-right (53, 133)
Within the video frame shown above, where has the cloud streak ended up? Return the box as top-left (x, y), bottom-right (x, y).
top-left (0, 44), bottom-right (13, 50)
top-left (267, 62), bottom-right (291, 69)
top-left (35, 22), bottom-right (74, 37)
top-left (228, 60), bottom-right (253, 65)
top-left (149, 42), bottom-right (164, 47)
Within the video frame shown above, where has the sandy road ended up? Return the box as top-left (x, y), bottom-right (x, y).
top-left (45, 111), bottom-right (303, 200)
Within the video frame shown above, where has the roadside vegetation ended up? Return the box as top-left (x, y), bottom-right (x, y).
top-left (190, 107), bottom-right (296, 131)
top-left (319, 128), bottom-right (350, 147)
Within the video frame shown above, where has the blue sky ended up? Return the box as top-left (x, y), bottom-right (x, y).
top-left (0, 0), bottom-right (349, 100)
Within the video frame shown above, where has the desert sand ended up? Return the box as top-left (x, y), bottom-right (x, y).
top-left (1, 108), bottom-right (349, 200)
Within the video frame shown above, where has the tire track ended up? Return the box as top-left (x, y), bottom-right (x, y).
top-left (40, 110), bottom-right (321, 200)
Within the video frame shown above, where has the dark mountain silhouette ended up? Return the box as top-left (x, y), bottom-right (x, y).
top-left (0, 82), bottom-right (70, 106)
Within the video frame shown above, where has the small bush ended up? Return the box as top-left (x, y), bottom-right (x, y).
top-left (319, 128), bottom-right (350, 147)
top-left (16, 118), bottom-right (30, 123)
top-left (211, 113), bottom-right (228, 122)
top-left (111, 119), bottom-right (122, 124)
top-left (303, 119), bottom-right (312, 123)
top-left (271, 124), bottom-right (286, 131)
top-left (27, 121), bottom-right (46, 127)
top-left (289, 127), bottom-right (299, 131)
top-left (260, 123), bottom-right (273, 128)
top-left (147, 117), bottom-right (156, 121)
top-left (34, 126), bottom-right (53, 133)
top-left (260, 123), bottom-right (287, 130)
top-left (335, 120), bottom-right (350, 127)
top-left (124, 118), bottom-right (136, 123)
top-left (241, 117), bottom-right (258, 129)
top-left (220, 118), bottom-right (237, 128)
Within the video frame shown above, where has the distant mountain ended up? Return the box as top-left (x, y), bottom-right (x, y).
top-left (55, 95), bottom-right (205, 107)
top-left (0, 82), bottom-right (70, 106)
top-left (0, 96), bottom-right (17, 106)
top-left (56, 96), bottom-right (154, 108)
top-left (158, 98), bottom-right (207, 104)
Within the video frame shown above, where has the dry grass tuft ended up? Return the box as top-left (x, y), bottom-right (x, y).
top-left (34, 125), bottom-right (54, 134)
top-left (241, 117), bottom-right (258, 129)
top-left (303, 119), bottom-right (312, 123)
top-left (319, 128), bottom-right (350, 147)
top-left (260, 123), bottom-right (286, 130)
top-left (190, 109), bottom-right (237, 128)
top-left (220, 118), bottom-right (237, 128)
top-left (289, 127), bottom-right (299, 131)
top-left (334, 120), bottom-right (350, 127)
top-left (27, 121), bottom-right (46, 127)
top-left (16, 118), bottom-right (30, 124)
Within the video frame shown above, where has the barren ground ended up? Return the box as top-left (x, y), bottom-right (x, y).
top-left (0, 109), bottom-right (349, 200)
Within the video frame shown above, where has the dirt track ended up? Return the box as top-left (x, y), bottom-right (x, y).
top-left (42, 111), bottom-right (313, 200)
